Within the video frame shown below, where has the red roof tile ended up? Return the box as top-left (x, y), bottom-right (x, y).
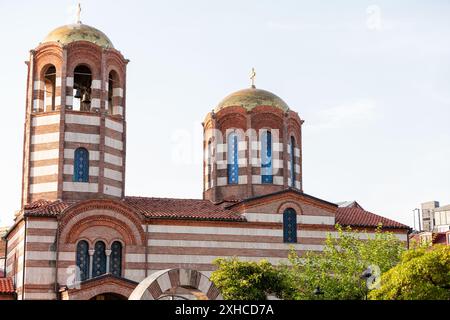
top-left (124, 197), bottom-right (244, 221)
top-left (0, 278), bottom-right (14, 294)
top-left (23, 199), bottom-right (69, 217)
top-left (22, 197), bottom-right (408, 228)
top-left (336, 207), bottom-right (409, 229)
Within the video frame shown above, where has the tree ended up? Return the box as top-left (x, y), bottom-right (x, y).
top-left (369, 245), bottom-right (450, 300)
top-left (210, 258), bottom-right (290, 300)
top-left (282, 224), bottom-right (405, 300)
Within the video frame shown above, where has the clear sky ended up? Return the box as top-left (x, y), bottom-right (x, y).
top-left (0, 0), bottom-right (449, 227)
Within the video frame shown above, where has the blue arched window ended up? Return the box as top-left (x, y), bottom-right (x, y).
top-left (73, 147), bottom-right (89, 182)
top-left (227, 132), bottom-right (238, 184)
top-left (283, 208), bottom-right (297, 243)
top-left (92, 241), bottom-right (107, 277)
top-left (290, 136), bottom-right (296, 187)
top-left (110, 241), bottom-right (123, 277)
top-left (261, 130), bottom-right (273, 184)
top-left (76, 240), bottom-right (89, 281)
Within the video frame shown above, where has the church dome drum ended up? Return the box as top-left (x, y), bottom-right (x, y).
top-left (203, 73), bottom-right (304, 203)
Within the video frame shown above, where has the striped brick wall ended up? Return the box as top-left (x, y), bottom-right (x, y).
top-left (21, 218), bottom-right (58, 300)
top-left (5, 221), bottom-right (25, 300)
top-left (145, 221), bottom-right (408, 278)
top-left (103, 117), bottom-right (125, 197)
top-left (111, 87), bottom-right (124, 116)
top-left (206, 135), bottom-right (288, 189)
top-left (287, 145), bottom-right (301, 189)
top-left (62, 112), bottom-right (101, 198)
top-left (24, 111), bottom-right (125, 202)
top-left (28, 113), bottom-right (61, 203)
top-left (33, 77), bottom-right (62, 112)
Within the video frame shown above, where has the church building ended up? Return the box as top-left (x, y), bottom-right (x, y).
top-left (0, 17), bottom-right (410, 300)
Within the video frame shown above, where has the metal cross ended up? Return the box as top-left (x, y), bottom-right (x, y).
top-left (250, 68), bottom-right (256, 88)
top-left (76, 3), bottom-right (82, 24)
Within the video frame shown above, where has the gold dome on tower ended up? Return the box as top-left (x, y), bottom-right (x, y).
top-left (215, 86), bottom-right (290, 113)
top-left (42, 23), bottom-right (114, 49)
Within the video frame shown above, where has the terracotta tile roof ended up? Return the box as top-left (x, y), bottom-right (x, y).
top-left (23, 199), bottom-right (69, 217)
top-left (0, 277), bottom-right (14, 294)
top-left (21, 197), bottom-right (408, 228)
top-left (336, 207), bottom-right (409, 229)
top-left (124, 197), bottom-right (245, 221)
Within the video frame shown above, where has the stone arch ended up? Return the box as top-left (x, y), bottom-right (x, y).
top-left (61, 274), bottom-right (137, 300)
top-left (129, 269), bottom-right (222, 300)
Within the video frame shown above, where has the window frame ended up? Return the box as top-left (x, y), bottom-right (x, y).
top-left (73, 147), bottom-right (89, 183)
top-left (261, 130), bottom-right (273, 184)
top-left (76, 240), bottom-right (90, 282)
top-left (227, 132), bottom-right (239, 185)
top-left (283, 208), bottom-right (298, 243)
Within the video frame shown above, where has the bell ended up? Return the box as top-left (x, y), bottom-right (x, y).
top-left (82, 92), bottom-right (90, 103)
top-left (74, 89), bottom-right (82, 99)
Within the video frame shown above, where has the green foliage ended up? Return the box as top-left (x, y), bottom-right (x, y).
top-left (210, 225), bottom-right (407, 300)
top-left (210, 258), bottom-right (290, 300)
top-left (282, 224), bottom-right (405, 300)
top-left (369, 245), bottom-right (450, 300)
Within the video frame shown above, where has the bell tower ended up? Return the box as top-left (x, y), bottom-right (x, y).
top-left (21, 17), bottom-right (129, 205)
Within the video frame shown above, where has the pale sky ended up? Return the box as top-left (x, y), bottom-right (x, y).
top-left (0, 0), bottom-right (449, 227)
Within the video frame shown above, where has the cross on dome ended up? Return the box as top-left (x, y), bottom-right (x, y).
top-left (250, 67), bottom-right (256, 88)
top-left (76, 3), bottom-right (82, 24)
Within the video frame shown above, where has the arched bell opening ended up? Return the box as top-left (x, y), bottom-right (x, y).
top-left (73, 65), bottom-right (92, 112)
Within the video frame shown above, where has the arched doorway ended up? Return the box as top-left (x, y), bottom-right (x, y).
top-left (129, 269), bottom-right (222, 300)
top-left (90, 293), bottom-right (127, 300)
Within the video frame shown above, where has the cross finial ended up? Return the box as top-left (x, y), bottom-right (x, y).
top-left (76, 3), bottom-right (82, 24)
top-left (250, 67), bottom-right (256, 88)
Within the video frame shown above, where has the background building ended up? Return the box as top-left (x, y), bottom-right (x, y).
top-left (410, 201), bottom-right (450, 246)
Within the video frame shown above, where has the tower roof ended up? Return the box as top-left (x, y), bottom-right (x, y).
top-left (42, 23), bottom-right (114, 49)
top-left (215, 87), bottom-right (290, 113)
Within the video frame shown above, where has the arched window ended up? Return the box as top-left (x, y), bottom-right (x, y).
top-left (110, 241), bottom-right (122, 277)
top-left (290, 136), bottom-right (296, 187)
top-left (261, 130), bottom-right (273, 184)
top-left (44, 65), bottom-right (56, 112)
top-left (92, 241), bottom-right (107, 278)
top-left (76, 240), bottom-right (89, 281)
top-left (227, 132), bottom-right (238, 184)
top-left (207, 140), bottom-right (212, 188)
top-left (73, 148), bottom-right (89, 182)
top-left (73, 65), bottom-right (92, 112)
top-left (283, 208), bottom-right (297, 243)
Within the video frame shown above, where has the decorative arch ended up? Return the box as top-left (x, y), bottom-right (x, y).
top-left (277, 201), bottom-right (303, 215)
top-left (58, 199), bottom-right (145, 246)
top-left (129, 269), bottom-right (222, 300)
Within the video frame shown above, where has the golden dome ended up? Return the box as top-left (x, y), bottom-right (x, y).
top-left (42, 23), bottom-right (114, 48)
top-left (215, 86), bottom-right (289, 112)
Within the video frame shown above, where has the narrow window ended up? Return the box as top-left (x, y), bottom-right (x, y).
top-left (76, 240), bottom-right (89, 281)
top-left (283, 208), bottom-right (297, 243)
top-left (290, 136), bottom-right (296, 187)
top-left (92, 241), bottom-right (107, 278)
top-left (261, 130), bottom-right (273, 184)
top-left (73, 148), bottom-right (89, 182)
top-left (227, 132), bottom-right (238, 184)
top-left (110, 241), bottom-right (122, 277)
